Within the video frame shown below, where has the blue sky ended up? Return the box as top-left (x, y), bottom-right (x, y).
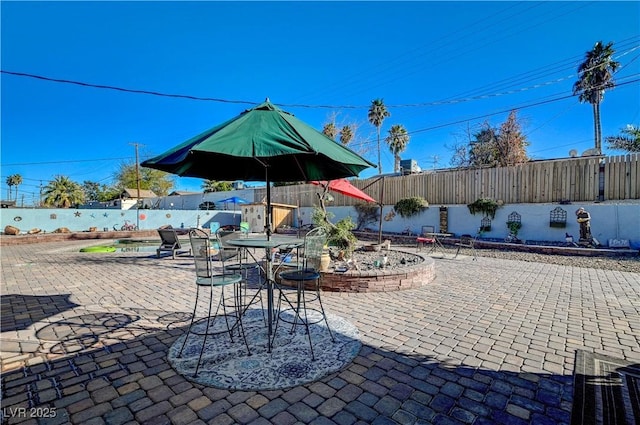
top-left (2, 1), bottom-right (639, 204)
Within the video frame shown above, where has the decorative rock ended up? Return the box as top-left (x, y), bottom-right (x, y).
top-left (4, 225), bottom-right (20, 235)
top-left (53, 227), bottom-right (71, 233)
top-left (27, 228), bottom-right (42, 234)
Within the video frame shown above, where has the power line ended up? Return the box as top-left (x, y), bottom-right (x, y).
top-left (2, 156), bottom-right (132, 166)
top-left (0, 70), bottom-right (259, 106)
top-left (4, 46), bottom-right (638, 112)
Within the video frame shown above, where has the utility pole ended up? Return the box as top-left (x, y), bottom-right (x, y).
top-left (130, 142), bottom-right (144, 230)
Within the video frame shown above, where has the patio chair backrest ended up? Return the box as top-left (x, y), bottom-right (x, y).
top-left (459, 234), bottom-right (475, 247)
top-left (158, 228), bottom-right (181, 248)
top-left (209, 222), bottom-right (221, 233)
top-left (302, 227), bottom-right (327, 270)
top-left (216, 229), bottom-right (242, 261)
top-left (421, 225), bottom-right (435, 237)
top-left (189, 228), bottom-right (212, 278)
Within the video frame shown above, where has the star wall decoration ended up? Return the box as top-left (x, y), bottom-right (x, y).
top-left (74, 211), bottom-right (81, 217)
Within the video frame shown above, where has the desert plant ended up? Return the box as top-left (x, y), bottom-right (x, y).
top-left (311, 207), bottom-right (357, 256)
top-left (467, 198), bottom-right (501, 219)
top-left (393, 197), bottom-right (428, 218)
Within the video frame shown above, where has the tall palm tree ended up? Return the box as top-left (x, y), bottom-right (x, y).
top-left (368, 99), bottom-right (391, 174)
top-left (9, 174), bottom-right (23, 203)
top-left (339, 125), bottom-right (354, 146)
top-left (386, 124), bottom-right (410, 173)
top-left (5, 176), bottom-right (14, 200)
top-left (43, 175), bottom-right (85, 208)
top-left (322, 122), bottom-right (338, 140)
top-left (573, 41), bottom-right (620, 153)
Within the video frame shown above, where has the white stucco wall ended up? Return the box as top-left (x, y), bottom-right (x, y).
top-left (298, 201), bottom-right (640, 248)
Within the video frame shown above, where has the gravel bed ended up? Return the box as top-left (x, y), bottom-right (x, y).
top-left (348, 242), bottom-right (639, 273)
top-left (388, 243), bottom-right (640, 273)
top-left (467, 247), bottom-right (640, 273)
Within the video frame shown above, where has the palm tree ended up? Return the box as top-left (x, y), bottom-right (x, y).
top-left (368, 99), bottom-right (391, 174)
top-left (322, 122), bottom-right (338, 140)
top-left (9, 174), bottom-right (23, 203)
top-left (43, 176), bottom-right (85, 208)
top-left (573, 41), bottom-right (620, 153)
top-left (386, 124), bottom-right (410, 173)
top-left (339, 125), bottom-right (354, 146)
top-left (5, 176), bottom-right (14, 200)
top-left (606, 124), bottom-right (640, 152)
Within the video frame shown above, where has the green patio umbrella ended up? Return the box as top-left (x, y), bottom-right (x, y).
top-left (142, 100), bottom-right (375, 236)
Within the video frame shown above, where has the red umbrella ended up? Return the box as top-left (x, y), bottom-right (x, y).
top-left (311, 179), bottom-right (376, 203)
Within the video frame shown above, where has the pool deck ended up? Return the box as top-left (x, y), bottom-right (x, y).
top-left (1, 239), bottom-right (639, 424)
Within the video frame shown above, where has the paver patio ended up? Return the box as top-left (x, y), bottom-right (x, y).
top-left (1, 240), bottom-right (638, 424)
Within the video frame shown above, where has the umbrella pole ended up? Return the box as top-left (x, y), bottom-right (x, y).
top-left (264, 170), bottom-right (275, 351)
top-left (378, 176), bottom-right (385, 244)
top-left (266, 176), bottom-right (272, 240)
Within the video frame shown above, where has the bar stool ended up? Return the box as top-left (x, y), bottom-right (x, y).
top-left (273, 227), bottom-right (335, 360)
top-left (217, 229), bottom-right (264, 321)
top-left (177, 228), bottom-right (250, 377)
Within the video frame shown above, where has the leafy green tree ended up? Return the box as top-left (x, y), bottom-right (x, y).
top-left (606, 125), bottom-right (640, 152)
top-left (120, 163), bottom-right (174, 196)
top-left (469, 123), bottom-right (499, 167)
top-left (368, 99), bottom-right (391, 174)
top-left (339, 125), bottom-right (354, 146)
top-left (202, 180), bottom-right (233, 192)
top-left (82, 181), bottom-right (119, 202)
top-left (386, 124), bottom-right (410, 172)
top-left (5, 174), bottom-right (22, 200)
top-left (573, 41), bottom-right (620, 153)
top-left (322, 122), bottom-right (338, 140)
top-left (43, 176), bottom-right (85, 208)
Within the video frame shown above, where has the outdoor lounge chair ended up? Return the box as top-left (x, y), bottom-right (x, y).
top-left (156, 228), bottom-right (192, 259)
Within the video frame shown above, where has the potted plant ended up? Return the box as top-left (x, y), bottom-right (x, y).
top-left (467, 198), bottom-right (501, 219)
top-left (506, 221), bottom-right (522, 242)
top-left (393, 197), bottom-right (429, 218)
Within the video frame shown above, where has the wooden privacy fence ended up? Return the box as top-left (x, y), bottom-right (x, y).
top-left (256, 154), bottom-right (640, 207)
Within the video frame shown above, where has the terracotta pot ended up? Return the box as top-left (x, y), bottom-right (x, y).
top-left (320, 251), bottom-right (331, 271)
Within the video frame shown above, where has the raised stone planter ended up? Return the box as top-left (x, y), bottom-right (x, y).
top-left (319, 252), bottom-right (435, 293)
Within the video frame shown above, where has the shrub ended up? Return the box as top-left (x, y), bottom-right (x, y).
top-left (467, 198), bottom-right (500, 219)
top-left (393, 197), bottom-right (428, 218)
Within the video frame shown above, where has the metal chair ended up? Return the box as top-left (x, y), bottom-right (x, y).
top-left (216, 229), bottom-right (263, 315)
top-left (240, 221), bottom-right (250, 236)
top-left (273, 227), bottom-right (335, 360)
top-left (177, 228), bottom-right (250, 377)
top-left (454, 234), bottom-right (478, 260)
top-left (416, 225), bottom-right (435, 251)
